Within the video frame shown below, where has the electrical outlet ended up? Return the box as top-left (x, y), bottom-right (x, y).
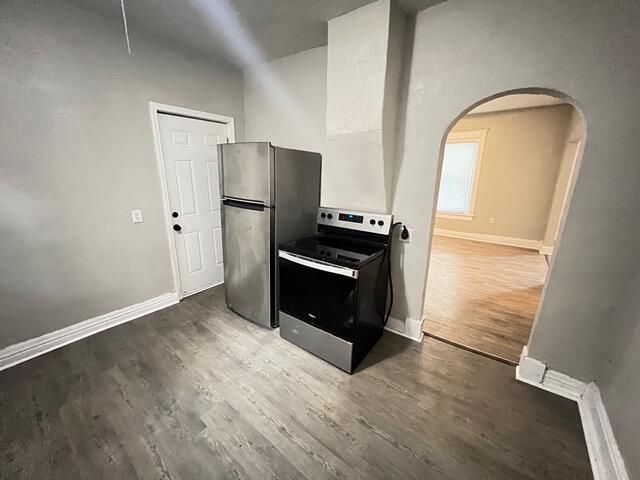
top-left (131, 209), bottom-right (143, 223)
top-left (489, 217), bottom-right (495, 224)
top-left (400, 227), bottom-right (413, 243)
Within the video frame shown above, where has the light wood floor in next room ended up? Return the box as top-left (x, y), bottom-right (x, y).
top-left (0, 286), bottom-right (592, 479)
top-left (423, 235), bottom-right (549, 364)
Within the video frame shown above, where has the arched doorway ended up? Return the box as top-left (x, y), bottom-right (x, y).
top-left (421, 89), bottom-right (587, 364)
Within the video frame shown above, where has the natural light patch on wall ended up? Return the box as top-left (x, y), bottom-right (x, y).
top-left (190, 0), bottom-right (311, 145)
top-left (243, 47), bottom-right (327, 157)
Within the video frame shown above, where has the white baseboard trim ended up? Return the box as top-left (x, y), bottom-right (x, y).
top-left (516, 346), bottom-right (585, 400)
top-left (516, 346), bottom-right (629, 480)
top-left (385, 316), bottom-right (424, 342)
top-left (579, 383), bottom-right (630, 480)
top-left (539, 244), bottom-right (554, 255)
top-left (434, 228), bottom-right (550, 254)
top-left (0, 292), bottom-right (179, 372)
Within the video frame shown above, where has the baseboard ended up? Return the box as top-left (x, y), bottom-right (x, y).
top-left (0, 292), bottom-right (179, 371)
top-left (516, 347), bottom-right (585, 400)
top-left (579, 383), bottom-right (630, 480)
top-left (539, 244), bottom-right (554, 255)
top-left (516, 346), bottom-right (629, 480)
top-left (434, 228), bottom-right (543, 252)
top-left (385, 316), bottom-right (424, 342)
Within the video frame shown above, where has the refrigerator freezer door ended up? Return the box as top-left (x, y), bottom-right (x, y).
top-left (219, 142), bottom-right (273, 206)
top-left (222, 199), bottom-right (273, 327)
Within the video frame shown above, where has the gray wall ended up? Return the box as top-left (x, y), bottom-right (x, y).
top-left (597, 282), bottom-right (640, 479)
top-left (0, 0), bottom-right (245, 348)
top-left (392, 1), bottom-right (640, 475)
top-left (243, 47), bottom-right (327, 157)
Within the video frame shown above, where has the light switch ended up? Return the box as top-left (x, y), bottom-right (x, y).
top-left (131, 209), bottom-right (143, 223)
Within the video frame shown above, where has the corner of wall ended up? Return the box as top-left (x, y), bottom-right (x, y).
top-left (517, 344), bottom-right (631, 480)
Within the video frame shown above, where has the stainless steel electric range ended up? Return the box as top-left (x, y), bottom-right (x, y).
top-left (278, 207), bottom-right (393, 373)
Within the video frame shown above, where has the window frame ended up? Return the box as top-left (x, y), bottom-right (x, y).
top-left (436, 129), bottom-right (487, 221)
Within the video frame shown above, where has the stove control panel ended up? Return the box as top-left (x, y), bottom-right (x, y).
top-left (318, 207), bottom-right (393, 235)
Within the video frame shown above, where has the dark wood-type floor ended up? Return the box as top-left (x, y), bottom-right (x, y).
top-left (423, 236), bottom-right (549, 364)
top-left (1, 286), bottom-right (591, 479)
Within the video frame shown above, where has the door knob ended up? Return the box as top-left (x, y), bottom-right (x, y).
top-left (173, 224), bottom-right (182, 232)
top-left (172, 211), bottom-right (179, 218)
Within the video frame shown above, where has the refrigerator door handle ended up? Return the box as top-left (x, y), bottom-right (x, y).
top-left (222, 198), bottom-right (266, 211)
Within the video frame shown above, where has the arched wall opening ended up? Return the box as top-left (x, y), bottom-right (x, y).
top-left (419, 88), bottom-right (587, 363)
top-left (386, 5), bottom-right (639, 475)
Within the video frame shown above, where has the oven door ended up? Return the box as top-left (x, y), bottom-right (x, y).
top-left (278, 251), bottom-right (358, 342)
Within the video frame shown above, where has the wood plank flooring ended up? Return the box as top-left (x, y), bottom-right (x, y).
top-left (423, 236), bottom-right (548, 364)
top-left (0, 286), bottom-right (591, 479)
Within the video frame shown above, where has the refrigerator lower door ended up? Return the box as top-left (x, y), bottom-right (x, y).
top-left (222, 198), bottom-right (273, 327)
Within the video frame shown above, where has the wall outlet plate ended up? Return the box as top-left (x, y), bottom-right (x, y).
top-left (131, 209), bottom-right (143, 223)
top-left (400, 227), bottom-right (413, 243)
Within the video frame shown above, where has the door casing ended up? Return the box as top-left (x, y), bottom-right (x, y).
top-left (149, 101), bottom-right (236, 299)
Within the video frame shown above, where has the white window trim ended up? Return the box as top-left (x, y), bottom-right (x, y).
top-left (436, 129), bottom-right (487, 220)
top-left (437, 212), bottom-right (475, 221)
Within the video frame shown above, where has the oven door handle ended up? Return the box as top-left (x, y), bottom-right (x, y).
top-left (278, 251), bottom-right (358, 279)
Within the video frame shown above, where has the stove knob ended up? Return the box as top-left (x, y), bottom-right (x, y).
top-left (327, 213), bottom-right (333, 220)
top-left (320, 212), bottom-right (326, 218)
top-left (370, 219), bottom-right (376, 225)
top-left (378, 220), bottom-right (385, 226)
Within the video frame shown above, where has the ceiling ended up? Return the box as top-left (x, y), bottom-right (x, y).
top-left (64, 0), bottom-right (442, 67)
top-left (468, 94), bottom-right (567, 115)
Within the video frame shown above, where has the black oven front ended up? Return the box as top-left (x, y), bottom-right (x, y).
top-left (278, 251), bottom-right (358, 342)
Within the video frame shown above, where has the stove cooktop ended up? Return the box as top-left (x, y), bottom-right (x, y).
top-left (279, 234), bottom-right (386, 269)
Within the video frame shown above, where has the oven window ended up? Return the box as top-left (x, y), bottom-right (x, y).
top-left (279, 257), bottom-right (356, 342)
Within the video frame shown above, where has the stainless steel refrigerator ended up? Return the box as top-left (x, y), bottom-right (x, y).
top-left (219, 142), bottom-right (321, 328)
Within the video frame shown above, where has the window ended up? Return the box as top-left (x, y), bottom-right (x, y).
top-left (436, 129), bottom-right (487, 220)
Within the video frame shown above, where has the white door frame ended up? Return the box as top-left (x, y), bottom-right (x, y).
top-left (149, 101), bottom-right (236, 299)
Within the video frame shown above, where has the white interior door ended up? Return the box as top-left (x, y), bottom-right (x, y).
top-left (158, 113), bottom-right (229, 297)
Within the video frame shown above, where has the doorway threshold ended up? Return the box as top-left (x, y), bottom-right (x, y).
top-left (424, 332), bottom-right (517, 366)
